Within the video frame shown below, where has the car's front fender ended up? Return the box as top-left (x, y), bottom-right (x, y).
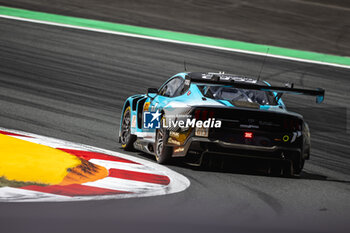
top-left (118, 95), bottom-right (144, 140)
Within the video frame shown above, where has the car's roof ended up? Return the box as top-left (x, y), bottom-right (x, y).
top-left (185, 72), bottom-right (267, 86)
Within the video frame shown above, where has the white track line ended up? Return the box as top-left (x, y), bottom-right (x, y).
top-left (89, 159), bottom-right (166, 175)
top-left (83, 177), bottom-right (166, 193)
top-left (0, 187), bottom-right (71, 202)
top-left (0, 14), bottom-right (350, 69)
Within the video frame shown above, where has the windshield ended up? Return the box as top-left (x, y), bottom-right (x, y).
top-left (197, 84), bottom-right (277, 105)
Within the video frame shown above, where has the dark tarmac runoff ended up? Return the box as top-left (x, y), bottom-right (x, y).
top-left (0, 1), bottom-right (350, 233)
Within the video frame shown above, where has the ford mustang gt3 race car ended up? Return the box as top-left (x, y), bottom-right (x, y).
top-left (118, 72), bottom-right (325, 175)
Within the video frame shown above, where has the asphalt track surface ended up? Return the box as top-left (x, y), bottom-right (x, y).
top-left (1, 0), bottom-right (350, 56)
top-left (0, 18), bottom-right (350, 233)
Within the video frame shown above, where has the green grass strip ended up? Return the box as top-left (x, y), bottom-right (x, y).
top-left (1, 6), bottom-right (350, 67)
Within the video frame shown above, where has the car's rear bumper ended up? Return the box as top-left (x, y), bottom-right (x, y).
top-left (171, 136), bottom-right (301, 159)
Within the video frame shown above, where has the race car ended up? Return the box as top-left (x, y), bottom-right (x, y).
top-left (118, 72), bottom-right (324, 175)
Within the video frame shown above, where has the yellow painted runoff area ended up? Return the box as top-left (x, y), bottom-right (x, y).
top-left (0, 134), bottom-right (81, 185)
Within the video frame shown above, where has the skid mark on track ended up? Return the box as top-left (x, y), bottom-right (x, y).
top-left (237, 182), bottom-right (283, 214)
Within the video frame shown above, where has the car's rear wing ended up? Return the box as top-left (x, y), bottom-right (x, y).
top-left (185, 75), bottom-right (325, 104)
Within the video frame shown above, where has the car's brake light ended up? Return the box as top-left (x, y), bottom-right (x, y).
top-left (244, 132), bottom-right (253, 139)
top-left (201, 110), bottom-right (208, 121)
top-left (194, 110), bottom-right (201, 120)
top-left (283, 119), bottom-right (301, 131)
top-left (208, 110), bottom-right (215, 119)
top-left (194, 110), bottom-right (215, 120)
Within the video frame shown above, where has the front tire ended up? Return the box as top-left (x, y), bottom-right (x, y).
top-left (120, 106), bottom-right (136, 150)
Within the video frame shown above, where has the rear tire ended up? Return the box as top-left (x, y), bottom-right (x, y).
top-left (285, 151), bottom-right (305, 175)
top-left (293, 157), bottom-right (305, 175)
top-left (268, 160), bottom-right (293, 177)
top-left (120, 106), bottom-right (136, 150)
top-left (155, 118), bottom-right (172, 164)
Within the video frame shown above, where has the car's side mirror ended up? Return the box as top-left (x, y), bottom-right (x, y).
top-left (284, 82), bottom-right (294, 88)
top-left (147, 88), bottom-right (158, 98)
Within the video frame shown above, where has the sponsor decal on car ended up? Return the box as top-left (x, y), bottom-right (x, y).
top-left (143, 110), bottom-right (222, 129)
top-left (144, 110), bottom-right (162, 129)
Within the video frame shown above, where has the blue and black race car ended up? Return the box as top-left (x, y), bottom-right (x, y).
top-left (119, 72), bottom-right (325, 175)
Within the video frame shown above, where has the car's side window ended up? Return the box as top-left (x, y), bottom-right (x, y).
top-left (159, 77), bottom-right (184, 97)
top-left (173, 79), bottom-right (187, 96)
top-left (159, 80), bottom-right (172, 96)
